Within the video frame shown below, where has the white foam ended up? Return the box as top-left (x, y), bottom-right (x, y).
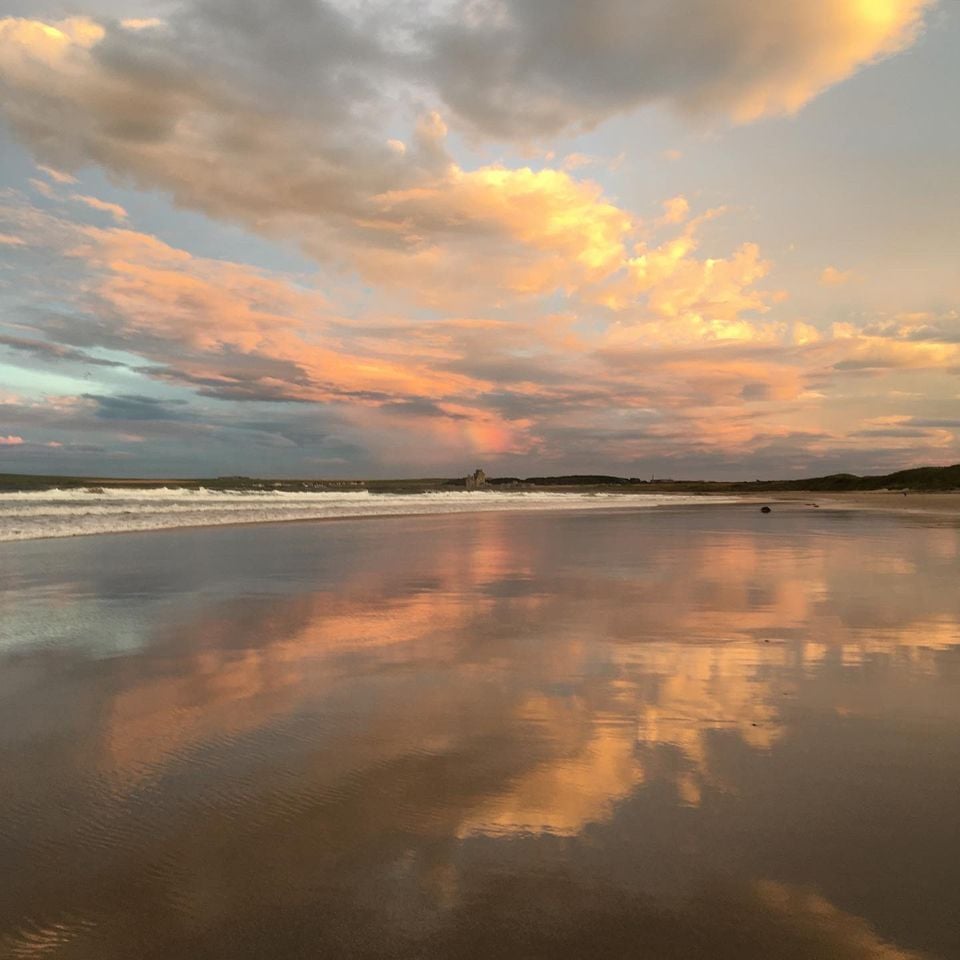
top-left (0, 488), bottom-right (738, 542)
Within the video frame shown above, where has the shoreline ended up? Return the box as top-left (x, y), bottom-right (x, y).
top-left (0, 494), bottom-right (734, 546)
top-left (3, 491), bottom-right (959, 546)
top-left (733, 490), bottom-right (960, 517)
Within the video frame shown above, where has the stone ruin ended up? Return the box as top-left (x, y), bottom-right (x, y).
top-left (465, 468), bottom-right (486, 490)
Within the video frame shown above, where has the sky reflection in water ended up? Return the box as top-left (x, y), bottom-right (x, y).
top-left (1, 505), bottom-right (959, 959)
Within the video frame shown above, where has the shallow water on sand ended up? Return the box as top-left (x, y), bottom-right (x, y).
top-left (1, 505), bottom-right (959, 959)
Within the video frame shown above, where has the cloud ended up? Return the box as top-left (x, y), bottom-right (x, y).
top-left (3, 190), bottom-right (958, 476)
top-left (0, 10), bottom-right (411, 259)
top-left (0, 390), bottom-right (362, 476)
top-left (820, 265), bottom-right (855, 286)
top-left (0, 9), bottom-right (638, 312)
top-left (68, 225), bottom-right (491, 406)
top-left (36, 163), bottom-right (76, 184)
top-left (120, 18), bottom-right (164, 32)
top-left (0, 210), bottom-right (527, 462)
top-left (862, 311), bottom-right (960, 344)
top-left (0, 332), bottom-right (125, 367)
top-left (71, 194), bottom-right (128, 222)
top-left (595, 206), bottom-right (777, 326)
top-left (0, 4), bottom-right (953, 478)
top-left (357, 162), bottom-right (634, 308)
top-left (658, 195), bottom-right (690, 226)
top-left (908, 417), bottom-right (960, 428)
top-left (0, 3), bottom-right (934, 301)
top-left (83, 393), bottom-right (190, 421)
top-left (0, 434), bottom-right (25, 445)
top-left (561, 152), bottom-right (595, 171)
top-left (28, 177), bottom-right (55, 198)
top-left (423, 0), bottom-right (934, 137)
top-left (0, 232), bottom-right (25, 246)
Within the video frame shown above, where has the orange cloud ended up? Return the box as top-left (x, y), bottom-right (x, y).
top-left (358, 164), bottom-right (633, 308)
top-left (76, 227), bottom-right (488, 401)
top-left (72, 217), bottom-right (960, 468)
top-left (0, 16), bottom-right (103, 66)
top-left (4, 176), bottom-right (958, 476)
top-left (597, 207), bottom-right (776, 333)
top-left (120, 18), bottom-right (164, 31)
top-left (48, 222), bottom-right (538, 462)
top-left (712, 0), bottom-right (932, 123)
top-left (820, 265), bottom-right (855, 286)
top-left (658, 195), bottom-right (690, 225)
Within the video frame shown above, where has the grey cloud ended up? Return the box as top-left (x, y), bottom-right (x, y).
top-left (82, 393), bottom-right (191, 421)
top-left (137, 364), bottom-right (397, 406)
top-left (222, 413), bottom-right (367, 461)
top-left (907, 417), bottom-right (960, 428)
top-left (487, 423), bottom-right (866, 481)
top-left (379, 399), bottom-right (467, 419)
top-left (422, 0), bottom-right (931, 137)
top-left (445, 353), bottom-right (578, 387)
top-left (905, 328), bottom-right (960, 343)
top-left (851, 427), bottom-right (933, 438)
top-left (30, 306), bottom-right (322, 406)
top-left (833, 359), bottom-right (899, 371)
top-left (482, 388), bottom-right (624, 421)
top-left (136, 366), bottom-right (318, 404)
top-left (0, 332), bottom-right (125, 367)
top-left (862, 315), bottom-right (960, 344)
top-left (28, 310), bottom-right (128, 351)
top-left (740, 382), bottom-right (772, 401)
top-left (0, 3), bottom-right (443, 265)
top-left (178, 0), bottom-right (382, 110)
top-left (0, 392), bottom-right (365, 475)
top-left (0, 1), bottom-right (170, 17)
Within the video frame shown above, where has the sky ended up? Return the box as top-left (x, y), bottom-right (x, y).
top-left (0, 0), bottom-right (958, 479)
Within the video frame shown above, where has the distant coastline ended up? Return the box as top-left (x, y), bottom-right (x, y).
top-left (1, 463), bottom-right (958, 494)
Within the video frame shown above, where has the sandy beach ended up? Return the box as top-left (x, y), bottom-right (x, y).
top-left (2, 506), bottom-right (958, 959)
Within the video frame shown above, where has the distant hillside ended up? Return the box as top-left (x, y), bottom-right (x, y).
top-left (741, 464), bottom-right (960, 492)
top-left (0, 464), bottom-right (958, 493)
top-left (489, 464), bottom-right (960, 491)
top-left (488, 474), bottom-right (635, 486)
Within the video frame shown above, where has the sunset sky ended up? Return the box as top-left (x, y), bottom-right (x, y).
top-left (0, 0), bottom-right (957, 479)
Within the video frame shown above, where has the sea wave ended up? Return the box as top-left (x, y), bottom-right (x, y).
top-left (0, 488), bottom-right (737, 542)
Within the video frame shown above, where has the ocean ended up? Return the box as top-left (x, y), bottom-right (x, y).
top-left (0, 487), bottom-right (731, 542)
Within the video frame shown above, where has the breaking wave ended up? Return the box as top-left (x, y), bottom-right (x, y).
top-left (0, 487), bottom-right (736, 542)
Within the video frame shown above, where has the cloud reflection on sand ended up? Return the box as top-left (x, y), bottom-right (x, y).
top-left (1, 508), bottom-right (958, 958)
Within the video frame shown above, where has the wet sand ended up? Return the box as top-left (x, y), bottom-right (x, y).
top-left (736, 489), bottom-right (960, 516)
top-left (1, 506), bottom-right (958, 959)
